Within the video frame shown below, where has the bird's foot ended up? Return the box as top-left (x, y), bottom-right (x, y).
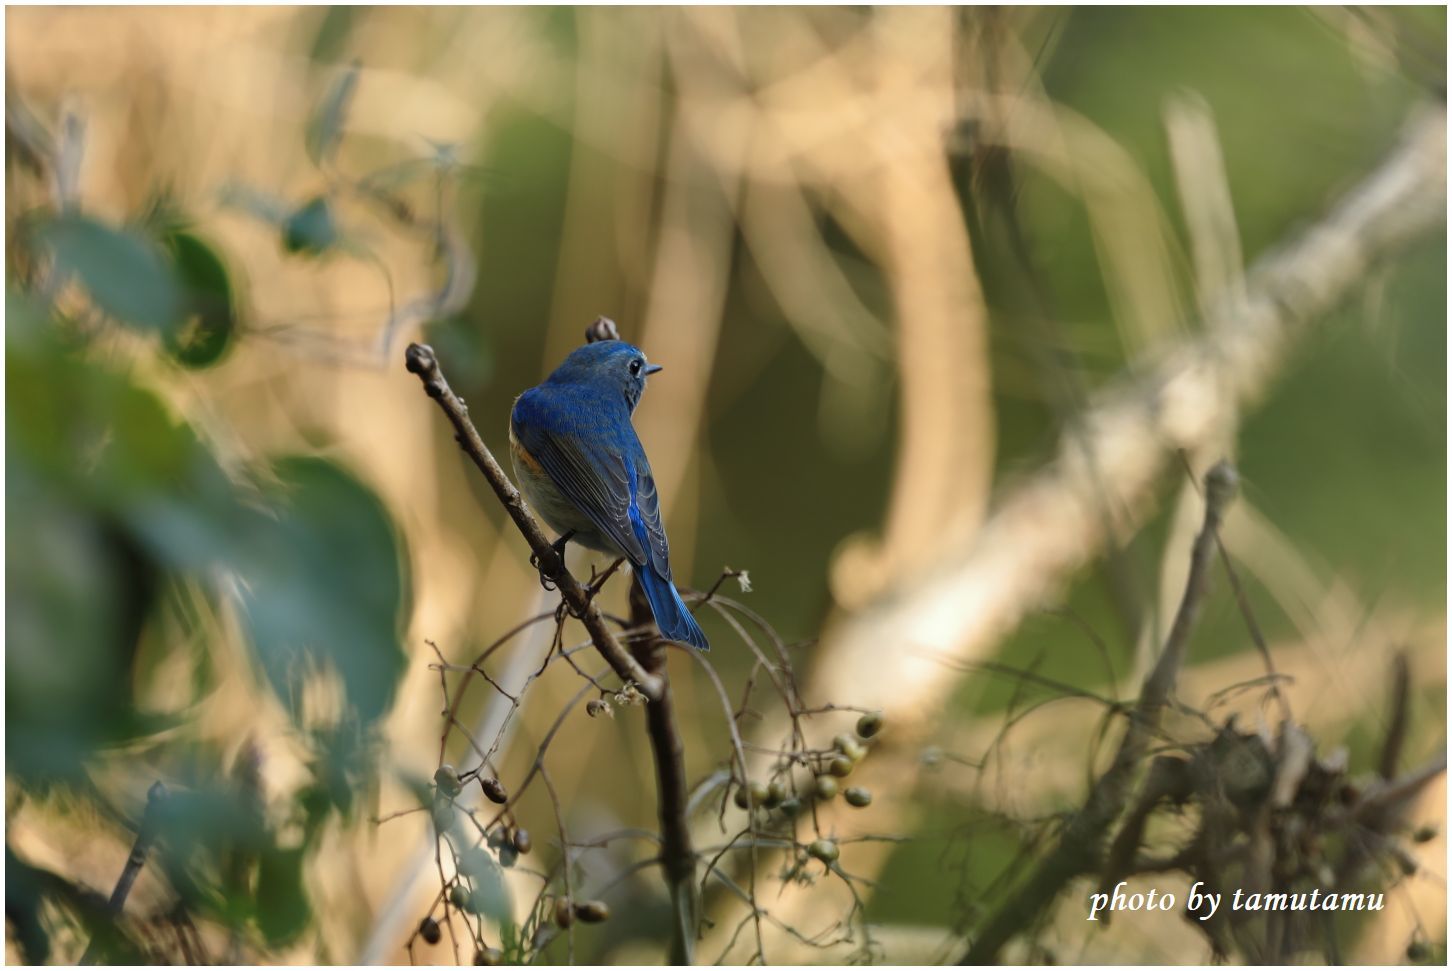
top-left (529, 530), bottom-right (576, 592)
top-left (527, 555), bottom-right (557, 592)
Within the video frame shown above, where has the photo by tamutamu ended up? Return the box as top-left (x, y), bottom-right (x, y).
top-left (5, 6), bottom-right (1446, 966)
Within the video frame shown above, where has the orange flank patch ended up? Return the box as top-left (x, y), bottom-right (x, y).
top-left (510, 430), bottom-right (545, 475)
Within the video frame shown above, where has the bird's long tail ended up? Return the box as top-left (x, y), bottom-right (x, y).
top-left (635, 565), bottom-right (709, 651)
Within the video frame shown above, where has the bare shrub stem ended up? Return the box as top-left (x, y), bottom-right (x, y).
top-left (961, 463), bottom-right (1238, 964)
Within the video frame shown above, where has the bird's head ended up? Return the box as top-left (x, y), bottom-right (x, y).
top-left (546, 339), bottom-right (663, 412)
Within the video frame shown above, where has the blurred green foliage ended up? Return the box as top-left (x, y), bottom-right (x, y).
top-left (282, 195), bottom-right (341, 257)
top-left (5, 79), bottom-right (412, 959)
top-left (162, 231), bottom-right (238, 368)
top-left (35, 215), bottom-right (185, 335)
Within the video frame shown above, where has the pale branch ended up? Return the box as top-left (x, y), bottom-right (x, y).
top-left (403, 342), bottom-right (662, 701)
top-left (808, 107), bottom-right (1446, 717)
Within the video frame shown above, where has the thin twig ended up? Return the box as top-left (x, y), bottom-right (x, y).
top-left (1353, 753), bottom-right (1447, 824)
top-left (1378, 652), bottom-right (1411, 781)
top-left (79, 781), bottom-right (167, 966)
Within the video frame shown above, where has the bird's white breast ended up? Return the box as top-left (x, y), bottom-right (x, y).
top-left (509, 427), bottom-right (615, 554)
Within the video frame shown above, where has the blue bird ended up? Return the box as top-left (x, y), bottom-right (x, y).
top-left (509, 340), bottom-right (710, 651)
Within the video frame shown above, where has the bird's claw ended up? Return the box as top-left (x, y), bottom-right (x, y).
top-left (532, 531), bottom-right (576, 594)
top-left (528, 550), bottom-right (557, 591)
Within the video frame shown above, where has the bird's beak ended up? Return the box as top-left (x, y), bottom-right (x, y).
top-left (645, 363), bottom-right (664, 375)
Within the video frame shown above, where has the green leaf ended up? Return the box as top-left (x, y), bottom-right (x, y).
top-left (256, 847), bottom-right (311, 945)
top-left (5, 314), bottom-right (237, 780)
top-left (6, 289), bottom-right (53, 350)
top-left (36, 214), bottom-right (184, 333)
top-left (296, 782), bottom-right (335, 847)
top-left (309, 722), bottom-right (365, 820)
top-left (306, 60), bottom-right (360, 166)
top-left (282, 196), bottom-right (339, 256)
top-left (6, 847), bottom-right (53, 964)
top-left (234, 457), bottom-right (409, 725)
top-left (308, 6), bottom-right (364, 64)
top-left (164, 232), bottom-right (237, 368)
top-left (152, 785), bottom-right (268, 923)
top-left (4, 489), bottom-right (160, 782)
top-left (458, 844), bottom-right (513, 928)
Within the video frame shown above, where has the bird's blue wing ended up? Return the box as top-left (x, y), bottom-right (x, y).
top-left (627, 460), bottom-right (673, 582)
top-left (512, 389), bottom-right (649, 565)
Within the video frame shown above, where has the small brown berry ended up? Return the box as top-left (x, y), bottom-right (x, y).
top-left (554, 898), bottom-right (575, 928)
top-left (733, 785), bottom-right (752, 810)
top-left (844, 786), bottom-right (872, 808)
top-left (807, 839), bottom-right (839, 864)
top-left (765, 781), bottom-right (786, 809)
top-left (828, 755), bottom-right (854, 778)
top-left (1413, 824), bottom-right (1438, 843)
top-left (585, 316), bottom-right (620, 343)
top-left (475, 947), bottom-right (503, 966)
top-left (856, 712), bottom-right (883, 739)
top-left (574, 899), bottom-right (610, 923)
top-left (419, 916), bottom-right (442, 945)
top-left (481, 778), bottom-right (508, 804)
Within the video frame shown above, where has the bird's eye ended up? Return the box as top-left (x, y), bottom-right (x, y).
top-left (629, 358), bottom-right (643, 375)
